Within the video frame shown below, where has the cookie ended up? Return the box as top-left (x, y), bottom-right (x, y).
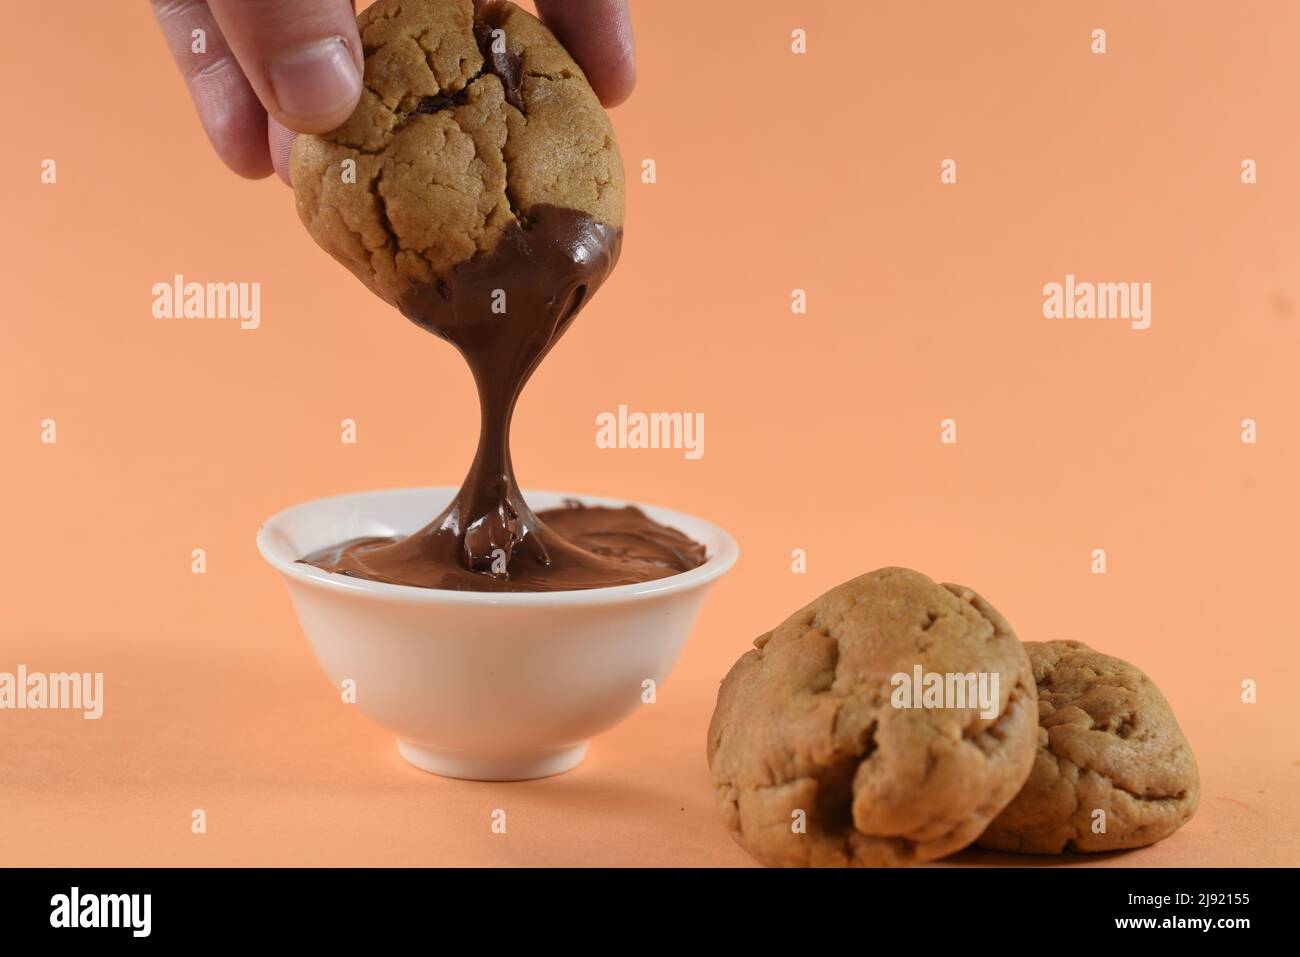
top-left (290, 0), bottom-right (624, 311)
top-left (707, 567), bottom-right (1038, 867)
top-left (977, 640), bottom-right (1199, 854)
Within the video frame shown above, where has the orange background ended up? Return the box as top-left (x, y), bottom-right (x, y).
top-left (2, 0), bottom-right (1297, 866)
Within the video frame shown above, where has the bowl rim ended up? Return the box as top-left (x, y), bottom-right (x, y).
top-left (256, 486), bottom-right (739, 606)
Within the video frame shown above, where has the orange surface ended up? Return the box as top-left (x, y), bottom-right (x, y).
top-left (2, 0), bottom-right (1297, 866)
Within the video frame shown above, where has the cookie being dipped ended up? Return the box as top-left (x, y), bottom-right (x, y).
top-left (978, 640), bottom-right (1199, 854)
top-left (291, 0), bottom-right (623, 310)
top-left (707, 567), bottom-right (1039, 867)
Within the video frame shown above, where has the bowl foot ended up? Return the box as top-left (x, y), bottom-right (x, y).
top-left (396, 740), bottom-right (589, 781)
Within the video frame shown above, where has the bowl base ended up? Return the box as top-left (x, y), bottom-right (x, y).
top-left (396, 740), bottom-right (589, 781)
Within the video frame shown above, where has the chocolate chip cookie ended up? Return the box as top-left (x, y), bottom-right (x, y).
top-left (978, 640), bottom-right (1199, 854)
top-left (707, 567), bottom-right (1038, 867)
top-left (290, 0), bottom-right (624, 311)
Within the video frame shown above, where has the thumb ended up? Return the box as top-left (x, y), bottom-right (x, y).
top-left (208, 0), bottom-right (362, 134)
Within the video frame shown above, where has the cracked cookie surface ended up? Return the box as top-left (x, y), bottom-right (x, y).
top-left (290, 0), bottom-right (624, 311)
top-left (978, 640), bottom-right (1199, 854)
top-left (707, 567), bottom-right (1038, 867)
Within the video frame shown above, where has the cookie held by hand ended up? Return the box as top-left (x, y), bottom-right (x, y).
top-left (707, 567), bottom-right (1039, 867)
top-left (977, 640), bottom-right (1199, 854)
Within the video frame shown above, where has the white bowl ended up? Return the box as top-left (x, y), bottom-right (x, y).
top-left (257, 487), bottom-right (738, 781)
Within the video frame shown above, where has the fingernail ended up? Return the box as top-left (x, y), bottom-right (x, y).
top-left (267, 37), bottom-right (360, 124)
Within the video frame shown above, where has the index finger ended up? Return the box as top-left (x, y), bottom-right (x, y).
top-left (150, 0), bottom-right (273, 178)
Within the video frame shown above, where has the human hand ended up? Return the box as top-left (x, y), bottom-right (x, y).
top-left (151, 0), bottom-right (636, 185)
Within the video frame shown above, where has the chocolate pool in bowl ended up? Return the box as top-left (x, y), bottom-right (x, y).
top-left (258, 487), bottom-right (738, 781)
top-left (303, 499), bottom-right (708, 592)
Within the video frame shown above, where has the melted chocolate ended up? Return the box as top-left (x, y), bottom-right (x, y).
top-left (303, 503), bottom-right (706, 592)
top-left (301, 206), bottom-right (707, 592)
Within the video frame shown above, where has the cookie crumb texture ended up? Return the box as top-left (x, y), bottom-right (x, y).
top-left (978, 640), bottom-right (1199, 854)
top-left (707, 567), bottom-right (1039, 867)
top-left (290, 0), bottom-right (624, 310)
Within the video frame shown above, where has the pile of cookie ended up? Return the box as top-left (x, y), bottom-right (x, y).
top-left (707, 567), bottom-right (1199, 866)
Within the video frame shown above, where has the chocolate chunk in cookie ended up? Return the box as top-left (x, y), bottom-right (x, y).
top-left (707, 567), bottom-right (1038, 867)
top-left (978, 640), bottom-right (1199, 854)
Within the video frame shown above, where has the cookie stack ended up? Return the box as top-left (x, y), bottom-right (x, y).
top-left (707, 567), bottom-right (1199, 866)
